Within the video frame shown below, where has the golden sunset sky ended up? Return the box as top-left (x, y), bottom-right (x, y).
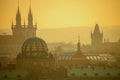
top-left (0, 0), bottom-right (120, 29)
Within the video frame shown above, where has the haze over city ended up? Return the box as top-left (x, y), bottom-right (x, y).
top-left (0, 0), bottom-right (120, 29)
top-left (0, 0), bottom-right (120, 44)
top-left (0, 0), bottom-right (120, 80)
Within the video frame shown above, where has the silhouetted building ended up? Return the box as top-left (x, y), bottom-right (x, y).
top-left (11, 6), bottom-right (37, 39)
top-left (0, 5), bottom-right (37, 57)
top-left (91, 24), bottom-right (103, 46)
top-left (81, 24), bottom-right (120, 67)
top-left (17, 37), bottom-right (55, 70)
top-left (56, 36), bottom-right (89, 67)
top-left (82, 24), bottom-right (120, 54)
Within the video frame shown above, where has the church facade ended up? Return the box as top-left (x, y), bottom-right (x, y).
top-left (82, 24), bottom-right (120, 54)
top-left (0, 6), bottom-right (37, 57)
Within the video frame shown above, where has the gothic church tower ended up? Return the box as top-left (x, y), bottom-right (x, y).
top-left (91, 24), bottom-right (103, 46)
top-left (11, 4), bottom-right (37, 40)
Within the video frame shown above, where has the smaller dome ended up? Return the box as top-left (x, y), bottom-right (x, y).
top-left (21, 37), bottom-right (48, 57)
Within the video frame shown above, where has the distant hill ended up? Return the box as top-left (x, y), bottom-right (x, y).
top-left (0, 26), bottom-right (120, 44)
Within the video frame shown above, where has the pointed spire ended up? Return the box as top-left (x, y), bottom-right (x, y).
top-left (77, 35), bottom-right (81, 53)
top-left (17, 0), bottom-right (20, 15)
top-left (28, 0), bottom-right (32, 15)
top-left (28, 0), bottom-right (33, 28)
top-left (29, 0), bottom-right (32, 17)
top-left (93, 24), bottom-right (100, 34)
top-left (16, 0), bottom-right (21, 27)
top-left (91, 24), bottom-right (103, 46)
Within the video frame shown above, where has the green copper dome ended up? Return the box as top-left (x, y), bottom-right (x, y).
top-left (21, 37), bottom-right (48, 57)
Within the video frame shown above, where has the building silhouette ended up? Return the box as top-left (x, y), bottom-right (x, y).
top-left (0, 1), bottom-right (120, 80)
top-left (91, 24), bottom-right (103, 46)
top-left (17, 37), bottom-right (55, 70)
top-left (56, 36), bottom-right (89, 67)
top-left (77, 35), bottom-right (81, 53)
top-left (81, 24), bottom-right (120, 54)
top-left (12, 6), bottom-right (37, 40)
top-left (55, 24), bottom-right (119, 67)
top-left (0, 5), bottom-right (37, 57)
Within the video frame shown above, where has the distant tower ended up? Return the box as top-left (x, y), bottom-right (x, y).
top-left (11, 2), bottom-right (37, 40)
top-left (77, 35), bottom-right (81, 53)
top-left (91, 24), bottom-right (103, 46)
top-left (11, 5), bottom-right (22, 36)
top-left (16, 6), bottom-right (21, 27)
top-left (28, 7), bottom-right (33, 28)
top-left (27, 6), bottom-right (37, 38)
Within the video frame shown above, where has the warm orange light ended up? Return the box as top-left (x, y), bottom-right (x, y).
top-left (0, 0), bottom-right (120, 29)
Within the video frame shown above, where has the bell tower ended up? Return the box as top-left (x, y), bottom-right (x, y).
top-left (91, 24), bottom-right (103, 46)
top-left (11, 0), bottom-right (37, 39)
top-left (16, 7), bottom-right (21, 27)
top-left (26, 4), bottom-right (37, 38)
top-left (11, 3), bottom-right (22, 36)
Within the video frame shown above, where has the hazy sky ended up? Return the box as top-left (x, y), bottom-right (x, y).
top-left (0, 0), bottom-right (120, 29)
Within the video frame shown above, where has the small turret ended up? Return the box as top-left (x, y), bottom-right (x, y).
top-left (77, 35), bottom-right (81, 53)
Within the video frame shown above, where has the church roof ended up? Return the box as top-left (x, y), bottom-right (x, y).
top-left (0, 35), bottom-right (25, 45)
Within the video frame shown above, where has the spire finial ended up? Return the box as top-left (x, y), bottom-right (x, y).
top-left (17, 0), bottom-right (20, 13)
top-left (29, 0), bottom-right (32, 14)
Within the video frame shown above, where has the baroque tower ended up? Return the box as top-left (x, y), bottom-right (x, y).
top-left (91, 24), bottom-right (103, 46)
top-left (11, 4), bottom-right (37, 40)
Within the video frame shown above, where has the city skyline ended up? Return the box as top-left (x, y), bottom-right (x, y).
top-left (0, 0), bottom-right (120, 29)
top-left (0, 1), bottom-right (120, 80)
